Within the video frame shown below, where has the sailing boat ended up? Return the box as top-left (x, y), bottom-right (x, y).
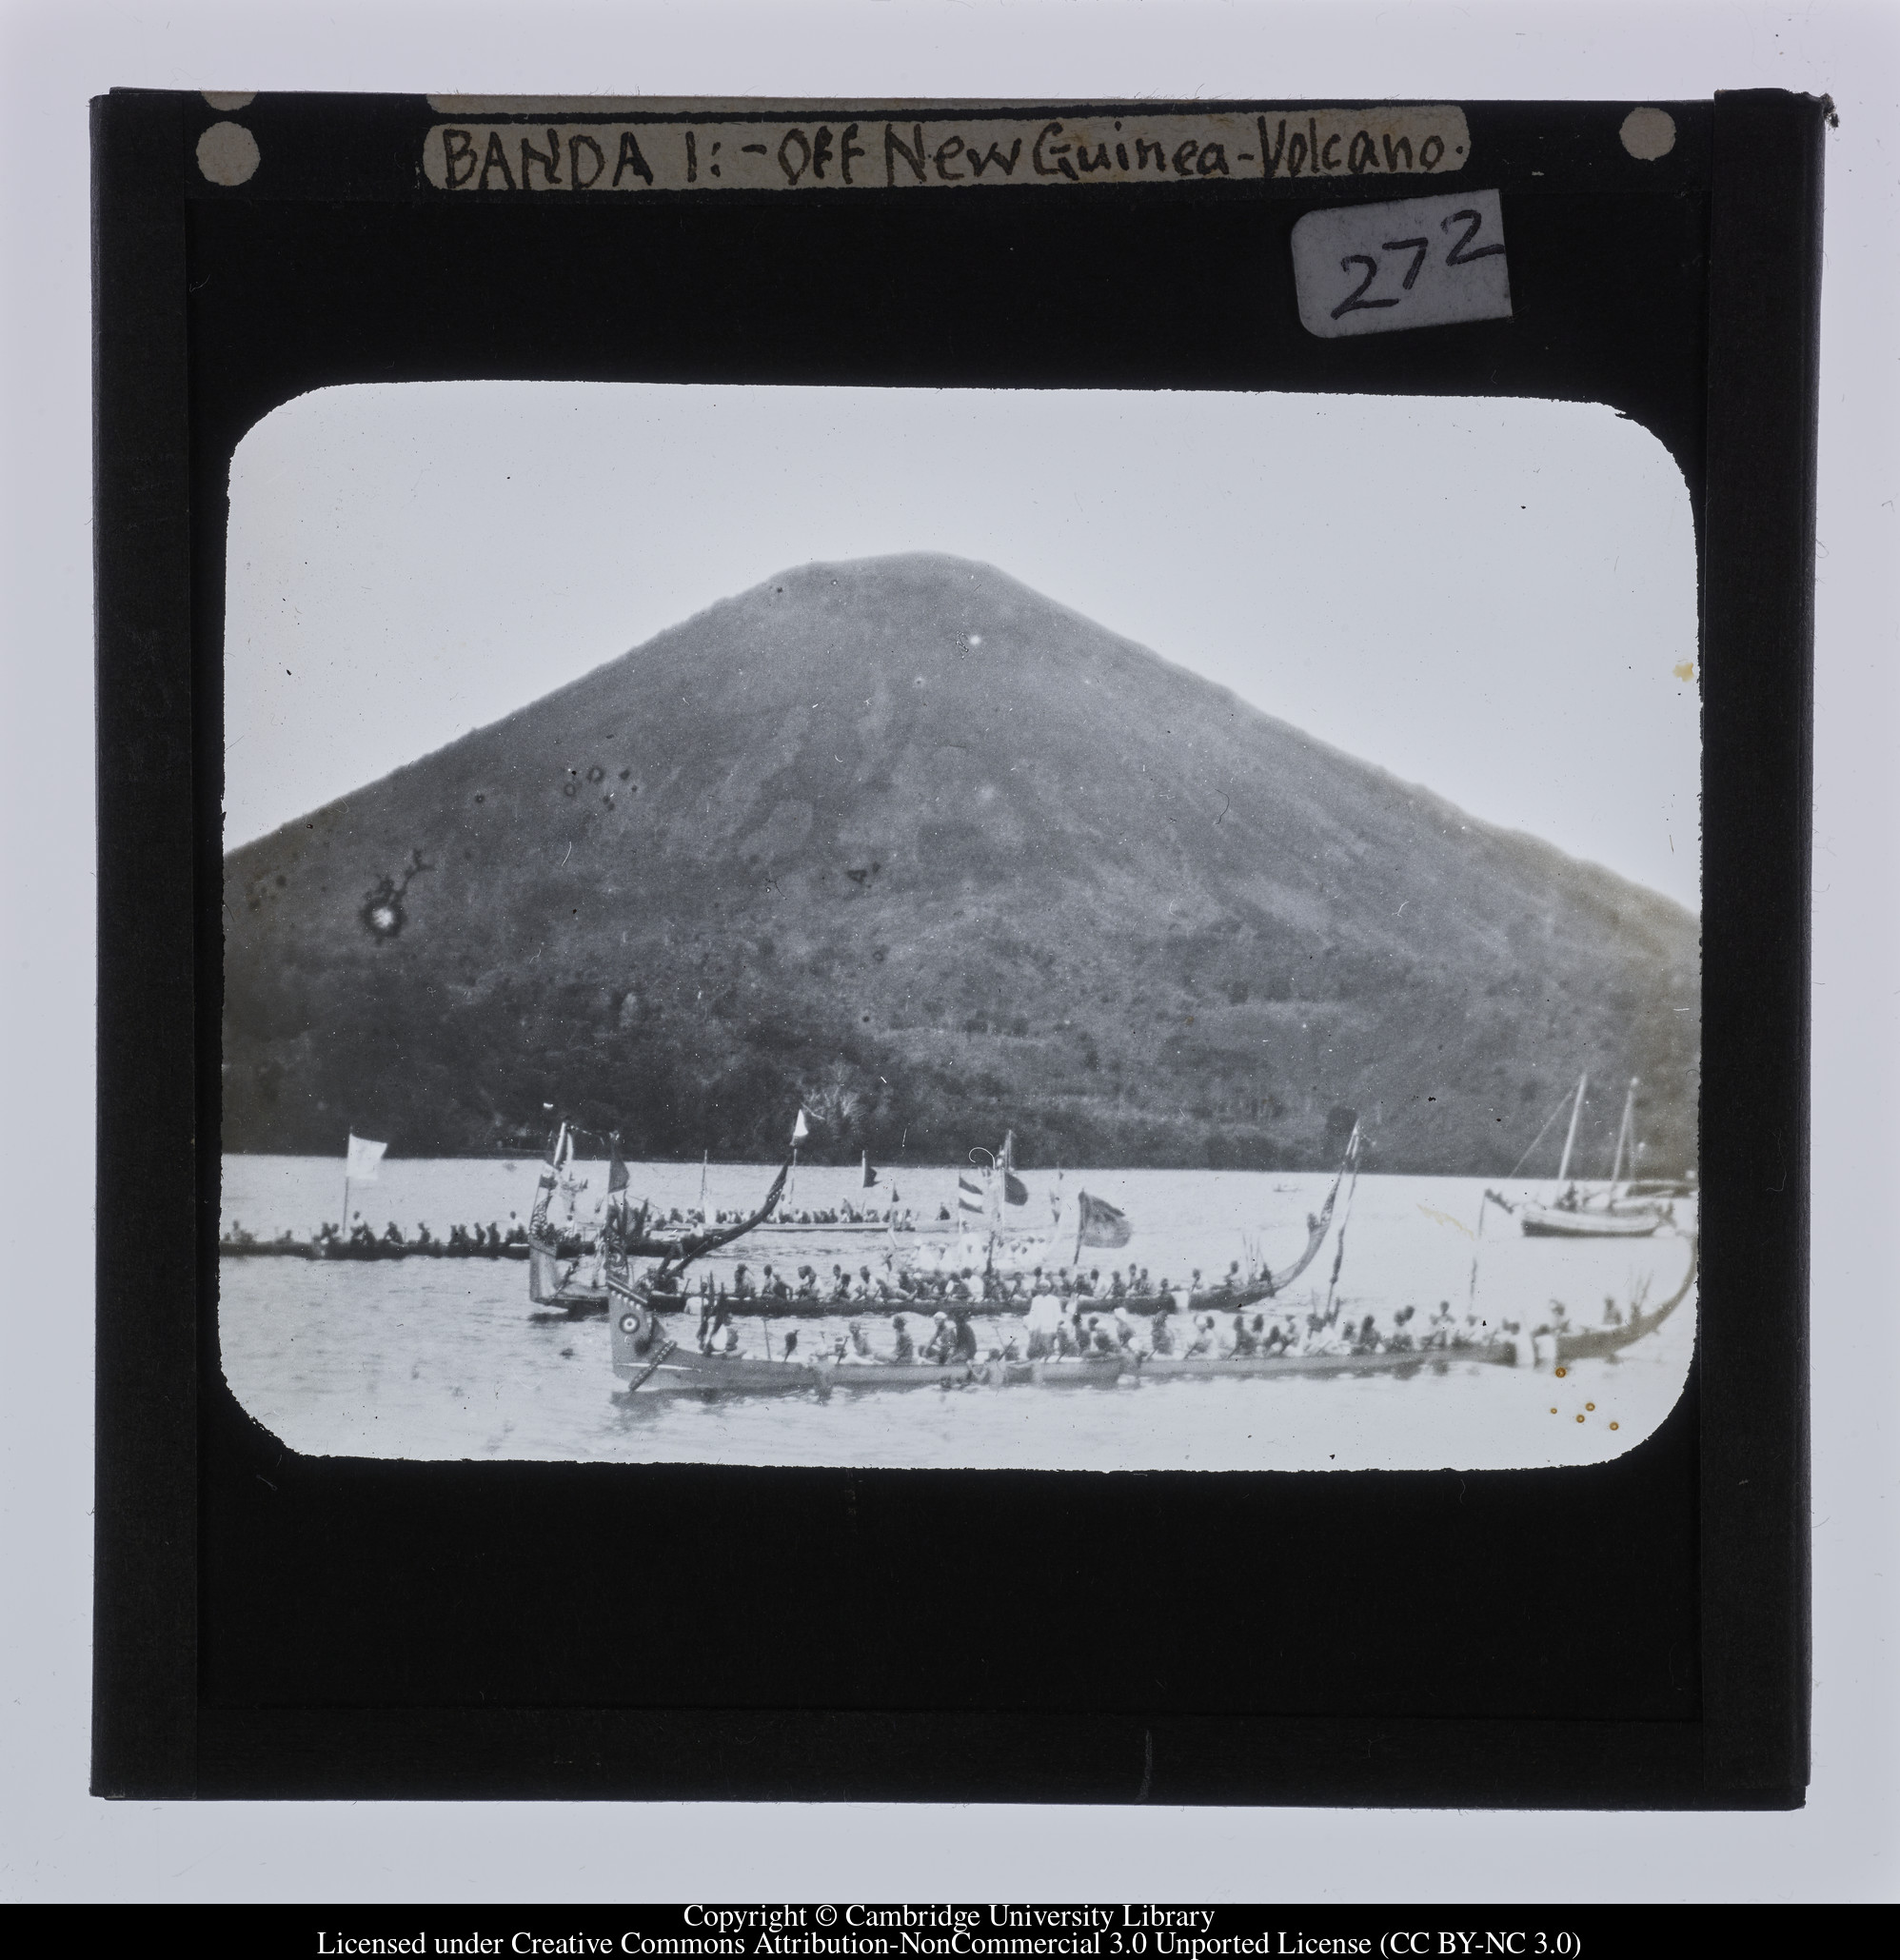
top-left (1499, 1076), bottom-right (1676, 1239)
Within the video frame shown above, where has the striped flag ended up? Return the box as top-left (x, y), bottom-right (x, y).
top-left (957, 1172), bottom-right (986, 1217)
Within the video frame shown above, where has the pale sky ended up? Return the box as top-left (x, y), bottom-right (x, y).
top-left (225, 382), bottom-right (1700, 909)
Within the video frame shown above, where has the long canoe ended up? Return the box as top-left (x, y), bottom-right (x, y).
top-left (612, 1336), bottom-right (1519, 1396)
top-left (732, 1218), bottom-right (915, 1237)
top-left (220, 1237), bottom-right (530, 1261)
top-left (610, 1241), bottom-right (1695, 1396)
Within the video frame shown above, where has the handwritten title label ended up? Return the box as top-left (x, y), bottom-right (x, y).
top-left (422, 107), bottom-right (1471, 194)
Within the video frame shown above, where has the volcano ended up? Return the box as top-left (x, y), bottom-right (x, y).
top-left (222, 553), bottom-right (1699, 1173)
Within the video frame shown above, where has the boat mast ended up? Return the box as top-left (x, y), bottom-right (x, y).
top-left (987, 1136), bottom-right (1004, 1272)
top-left (1321, 1123), bottom-right (1364, 1322)
top-left (1555, 1073), bottom-right (1588, 1184)
top-left (1609, 1078), bottom-right (1638, 1187)
top-left (786, 1107), bottom-right (809, 1213)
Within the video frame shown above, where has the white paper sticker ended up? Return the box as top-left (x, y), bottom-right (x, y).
top-left (421, 107), bottom-right (1474, 195)
top-left (1291, 188), bottom-right (1512, 338)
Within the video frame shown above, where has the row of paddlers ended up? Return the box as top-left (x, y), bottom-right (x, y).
top-left (610, 1246), bottom-right (1699, 1395)
top-left (558, 1282), bottom-right (1271, 1321)
top-left (219, 1232), bottom-right (532, 1261)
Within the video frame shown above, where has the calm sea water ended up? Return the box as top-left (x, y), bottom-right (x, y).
top-left (219, 1156), bottom-right (1697, 1472)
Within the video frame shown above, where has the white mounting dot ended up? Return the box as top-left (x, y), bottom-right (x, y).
top-left (202, 91), bottom-right (257, 110)
top-left (197, 122), bottom-right (261, 186)
top-left (1619, 108), bottom-right (1676, 161)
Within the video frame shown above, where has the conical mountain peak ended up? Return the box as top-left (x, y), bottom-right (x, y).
top-left (224, 558), bottom-right (1698, 1172)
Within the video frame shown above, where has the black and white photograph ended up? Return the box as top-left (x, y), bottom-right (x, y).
top-left (219, 379), bottom-right (1701, 1472)
top-left (9, 0), bottom-right (1886, 1897)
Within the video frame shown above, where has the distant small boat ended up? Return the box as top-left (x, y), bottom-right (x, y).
top-left (1621, 1177), bottom-right (1697, 1200)
top-left (742, 1213), bottom-right (914, 1237)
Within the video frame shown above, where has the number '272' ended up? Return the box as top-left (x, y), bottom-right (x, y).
top-left (1332, 206), bottom-right (1505, 320)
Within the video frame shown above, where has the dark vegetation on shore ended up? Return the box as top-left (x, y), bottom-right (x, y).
top-left (223, 555), bottom-right (1699, 1175)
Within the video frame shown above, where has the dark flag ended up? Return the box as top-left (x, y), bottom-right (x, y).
top-left (607, 1137), bottom-right (630, 1230)
top-left (601, 1138), bottom-right (632, 1280)
top-left (1000, 1128), bottom-right (1028, 1205)
top-left (1076, 1190), bottom-right (1133, 1248)
top-left (862, 1152), bottom-right (879, 1189)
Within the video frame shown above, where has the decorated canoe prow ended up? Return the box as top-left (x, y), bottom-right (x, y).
top-left (1233, 1119), bottom-right (1363, 1304)
top-left (1550, 1234), bottom-right (1697, 1365)
top-left (528, 1122), bottom-right (793, 1316)
top-left (525, 1120), bottom-right (605, 1310)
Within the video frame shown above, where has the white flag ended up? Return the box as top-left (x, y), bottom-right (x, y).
top-left (791, 1107), bottom-right (810, 1144)
top-left (346, 1134), bottom-right (387, 1183)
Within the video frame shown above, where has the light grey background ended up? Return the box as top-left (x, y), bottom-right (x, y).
top-left (227, 384), bottom-right (1700, 909)
top-left (4, 0), bottom-right (1894, 1907)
